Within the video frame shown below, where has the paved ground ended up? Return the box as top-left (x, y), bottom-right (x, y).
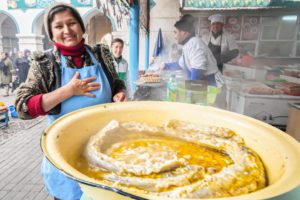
top-left (0, 89), bottom-right (52, 200)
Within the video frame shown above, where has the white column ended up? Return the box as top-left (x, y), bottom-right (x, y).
top-left (16, 34), bottom-right (45, 51)
top-left (0, 35), bottom-right (3, 52)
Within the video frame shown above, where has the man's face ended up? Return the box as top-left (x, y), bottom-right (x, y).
top-left (18, 51), bottom-right (24, 58)
top-left (174, 28), bottom-right (188, 45)
top-left (211, 22), bottom-right (224, 34)
top-left (111, 42), bottom-right (124, 59)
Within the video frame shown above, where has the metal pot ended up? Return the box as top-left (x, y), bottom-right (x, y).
top-left (41, 101), bottom-right (300, 200)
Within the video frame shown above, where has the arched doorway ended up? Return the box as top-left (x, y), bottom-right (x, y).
top-left (83, 10), bottom-right (113, 46)
top-left (0, 13), bottom-right (19, 57)
top-left (32, 11), bottom-right (52, 50)
top-left (42, 25), bottom-right (53, 50)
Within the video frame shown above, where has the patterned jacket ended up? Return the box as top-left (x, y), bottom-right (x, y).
top-left (15, 44), bottom-right (126, 119)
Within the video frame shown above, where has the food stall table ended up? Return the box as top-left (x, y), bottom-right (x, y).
top-left (133, 80), bottom-right (166, 101)
top-left (229, 89), bottom-right (300, 130)
top-left (0, 107), bottom-right (9, 128)
top-left (0, 112), bottom-right (9, 128)
top-left (223, 63), bottom-right (267, 81)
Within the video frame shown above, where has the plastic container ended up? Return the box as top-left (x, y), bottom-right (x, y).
top-left (166, 74), bottom-right (177, 102)
top-left (177, 84), bottom-right (220, 105)
top-left (207, 86), bottom-right (221, 105)
top-left (9, 105), bottom-right (18, 118)
top-left (177, 83), bottom-right (207, 105)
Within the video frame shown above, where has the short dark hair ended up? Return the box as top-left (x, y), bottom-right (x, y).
top-left (174, 14), bottom-right (196, 35)
top-left (44, 3), bottom-right (85, 40)
top-left (111, 38), bottom-right (124, 46)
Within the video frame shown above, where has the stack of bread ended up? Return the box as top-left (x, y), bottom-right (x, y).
top-left (140, 73), bottom-right (162, 83)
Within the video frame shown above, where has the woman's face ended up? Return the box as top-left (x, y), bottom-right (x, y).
top-left (111, 42), bottom-right (124, 58)
top-left (51, 10), bottom-right (83, 47)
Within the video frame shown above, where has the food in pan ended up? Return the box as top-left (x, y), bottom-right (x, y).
top-left (81, 120), bottom-right (267, 198)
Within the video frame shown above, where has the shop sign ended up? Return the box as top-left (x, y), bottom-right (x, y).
top-left (7, 0), bottom-right (93, 9)
top-left (7, 0), bottom-right (56, 9)
top-left (183, 0), bottom-right (300, 9)
top-left (70, 0), bottom-right (93, 7)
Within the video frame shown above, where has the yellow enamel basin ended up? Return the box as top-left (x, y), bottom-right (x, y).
top-left (41, 101), bottom-right (300, 200)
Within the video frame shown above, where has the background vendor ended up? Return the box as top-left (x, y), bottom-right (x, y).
top-left (161, 14), bottom-right (223, 87)
top-left (202, 14), bottom-right (239, 72)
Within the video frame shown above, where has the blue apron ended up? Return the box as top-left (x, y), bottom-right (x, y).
top-left (42, 47), bottom-right (112, 200)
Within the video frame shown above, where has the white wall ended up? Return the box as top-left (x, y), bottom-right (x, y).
top-left (136, 0), bottom-right (180, 70)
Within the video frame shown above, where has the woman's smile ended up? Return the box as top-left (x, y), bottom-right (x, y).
top-left (51, 10), bottom-right (83, 47)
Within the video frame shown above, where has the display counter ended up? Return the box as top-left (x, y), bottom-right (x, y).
top-left (229, 89), bottom-right (300, 129)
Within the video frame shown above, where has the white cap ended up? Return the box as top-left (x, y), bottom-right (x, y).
top-left (208, 14), bottom-right (225, 24)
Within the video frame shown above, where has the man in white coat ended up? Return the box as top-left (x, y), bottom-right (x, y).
top-left (202, 14), bottom-right (239, 72)
top-left (162, 14), bottom-right (223, 87)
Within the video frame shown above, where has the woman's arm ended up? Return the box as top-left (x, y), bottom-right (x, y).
top-left (15, 52), bottom-right (50, 119)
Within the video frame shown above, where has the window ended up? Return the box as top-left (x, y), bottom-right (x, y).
top-left (258, 15), bottom-right (298, 57)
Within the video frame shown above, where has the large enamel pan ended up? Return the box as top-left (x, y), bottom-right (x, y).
top-left (41, 101), bottom-right (300, 200)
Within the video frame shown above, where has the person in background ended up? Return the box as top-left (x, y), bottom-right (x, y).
top-left (15, 3), bottom-right (126, 200)
top-left (111, 38), bottom-right (132, 98)
top-left (161, 14), bottom-right (223, 87)
top-left (9, 51), bottom-right (17, 63)
top-left (14, 50), bottom-right (30, 84)
top-left (24, 49), bottom-right (31, 61)
top-left (111, 38), bottom-right (128, 82)
top-left (202, 14), bottom-right (239, 72)
top-left (0, 52), bottom-right (14, 96)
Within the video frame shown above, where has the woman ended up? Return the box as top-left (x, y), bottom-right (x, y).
top-left (162, 14), bottom-right (223, 87)
top-left (15, 3), bottom-right (126, 200)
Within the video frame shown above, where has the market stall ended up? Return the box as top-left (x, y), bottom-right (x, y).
top-left (223, 60), bottom-right (300, 130)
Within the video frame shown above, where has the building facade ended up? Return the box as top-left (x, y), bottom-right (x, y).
top-left (0, 0), bottom-right (129, 53)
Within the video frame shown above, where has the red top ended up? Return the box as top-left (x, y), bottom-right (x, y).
top-left (27, 39), bottom-right (85, 117)
top-left (54, 39), bottom-right (85, 67)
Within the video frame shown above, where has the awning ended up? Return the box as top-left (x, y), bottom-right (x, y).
top-left (181, 0), bottom-right (300, 10)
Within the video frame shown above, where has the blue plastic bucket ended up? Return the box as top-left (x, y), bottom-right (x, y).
top-left (8, 105), bottom-right (18, 118)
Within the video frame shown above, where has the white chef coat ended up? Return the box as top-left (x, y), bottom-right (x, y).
top-left (113, 57), bottom-right (128, 74)
top-left (202, 31), bottom-right (239, 54)
top-left (178, 36), bottom-right (219, 76)
top-left (113, 57), bottom-right (133, 98)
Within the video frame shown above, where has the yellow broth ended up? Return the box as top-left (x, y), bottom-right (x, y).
top-left (76, 137), bottom-right (233, 180)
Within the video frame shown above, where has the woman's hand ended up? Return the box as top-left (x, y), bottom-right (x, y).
top-left (113, 91), bottom-right (126, 102)
top-left (66, 72), bottom-right (101, 97)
